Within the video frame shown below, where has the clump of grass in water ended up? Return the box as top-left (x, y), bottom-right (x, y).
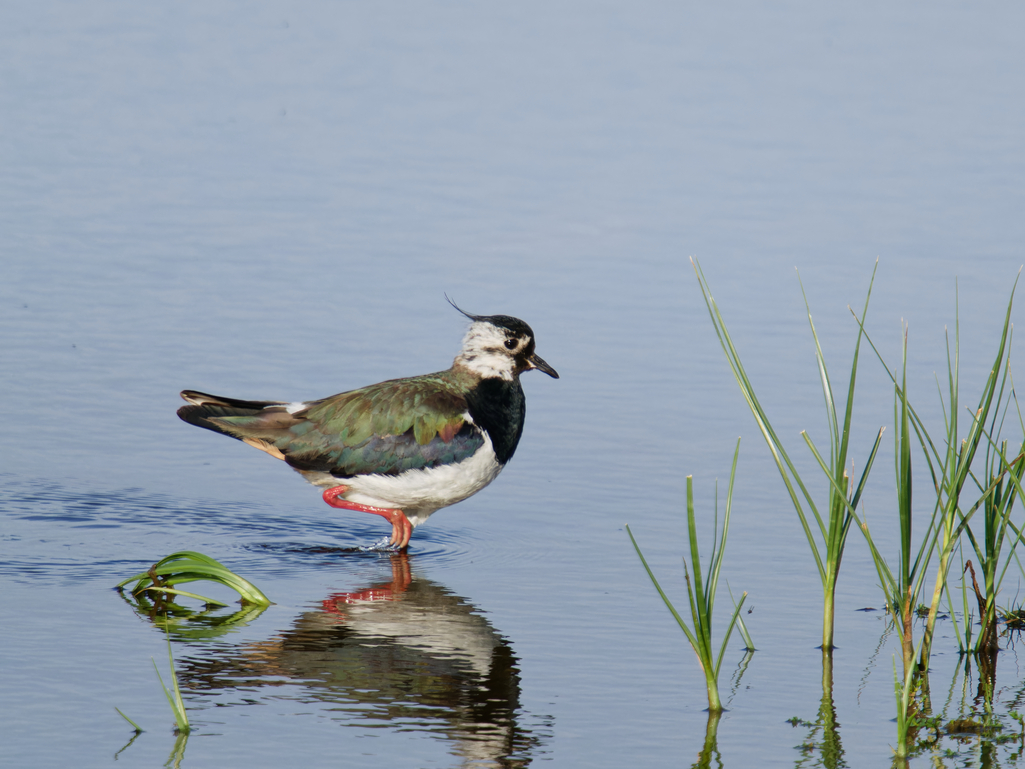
top-left (114, 551), bottom-right (272, 764)
top-left (115, 551), bottom-right (272, 725)
top-left (694, 262), bottom-right (1022, 758)
top-left (115, 550), bottom-right (272, 607)
top-left (843, 277), bottom-right (1019, 760)
top-left (844, 327), bottom-right (931, 686)
top-left (999, 604), bottom-right (1025, 630)
top-left (692, 258), bottom-right (882, 652)
top-left (848, 280), bottom-right (1018, 668)
top-left (954, 432), bottom-right (1025, 655)
top-left (627, 440), bottom-right (750, 713)
top-left (919, 294), bottom-right (1017, 665)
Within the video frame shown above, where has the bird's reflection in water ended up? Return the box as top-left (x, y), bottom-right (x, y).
top-left (177, 554), bottom-right (547, 767)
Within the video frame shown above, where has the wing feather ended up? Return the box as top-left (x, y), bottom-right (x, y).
top-left (182, 372), bottom-right (483, 477)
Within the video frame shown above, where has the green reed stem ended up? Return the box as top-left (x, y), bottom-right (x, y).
top-left (627, 440), bottom-right (747, 712)
top-left (920, 295), bottom-right (1014, 666)
top-left (955, 351), bottom-right (1025, 654)
top-left (806, 326), bottom-right (926, 678)
top-left (154, 623), bottom-right (190, 734)
top-left (693, 258), bottom-right (880, 650)
top-left (961, 444), bottom-right (1025, 654)
top-left (849, 275), bottom-right (1019, 672)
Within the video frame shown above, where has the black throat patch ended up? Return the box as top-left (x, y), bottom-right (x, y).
top-left (464, 377), bottom-right (526, 465)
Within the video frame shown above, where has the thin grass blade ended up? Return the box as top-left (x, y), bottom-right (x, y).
top-left (115, 707), bottom-right (144, 732)
top-left (626, 525), bottom-right (703, 654)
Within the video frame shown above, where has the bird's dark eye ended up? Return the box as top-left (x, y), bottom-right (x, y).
top-left (504, 338), bottom-right (517, 350)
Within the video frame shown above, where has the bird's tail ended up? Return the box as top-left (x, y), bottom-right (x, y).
top-left (177, 390), bottom-right (289, 439)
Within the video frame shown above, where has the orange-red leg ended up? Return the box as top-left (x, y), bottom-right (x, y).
top-left (322, 485), bottom-right (413, 549)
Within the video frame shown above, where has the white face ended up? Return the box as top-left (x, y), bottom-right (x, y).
top-left (453, 321), bottom-right (529, 381)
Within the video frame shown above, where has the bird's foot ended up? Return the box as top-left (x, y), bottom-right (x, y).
top-left (322, 486), bottom-right (413, 549)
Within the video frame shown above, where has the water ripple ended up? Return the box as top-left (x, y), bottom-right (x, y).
top-left (0, 475), bottom-right (543, 582)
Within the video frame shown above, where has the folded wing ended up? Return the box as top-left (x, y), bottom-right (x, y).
top-left (177, 374), bottom-right (484, 478)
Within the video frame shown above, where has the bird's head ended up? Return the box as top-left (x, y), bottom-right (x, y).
top-left (448, 298), bottom-right (559, 382)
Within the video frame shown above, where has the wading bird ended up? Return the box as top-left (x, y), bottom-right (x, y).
top-left (177, 304), bottom-right (558, 549)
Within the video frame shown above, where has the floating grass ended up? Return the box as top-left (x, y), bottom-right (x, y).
top-left (627, 440), bottom-right (748, 712)
top-left (999, 604), bottom-right (1025, 630)
top-left (116, 551), bottom-right (272, 608)
top-left (111, 551), bottom-right (270, 759)
top-left (693, 258), bottom-right (882, 651)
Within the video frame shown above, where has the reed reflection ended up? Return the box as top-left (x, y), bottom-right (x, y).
top-left (691, 711), bottom-right (723, 769)
top-left (791, 650), bottom-right (846, 769)
top-left (176, 554), bottom-right (546, 768)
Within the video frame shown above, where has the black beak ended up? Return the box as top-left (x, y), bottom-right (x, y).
top-left (527, 353), bottom-right (559, 379)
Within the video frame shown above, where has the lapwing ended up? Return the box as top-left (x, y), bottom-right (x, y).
top-left (177, 304), bottom-right (558, 549)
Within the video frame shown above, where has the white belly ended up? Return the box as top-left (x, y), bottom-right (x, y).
top-left (301, 436), bottom-right (504, 526)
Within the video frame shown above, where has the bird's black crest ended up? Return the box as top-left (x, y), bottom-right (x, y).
top-left (446, 295), bottom-right (535, 338)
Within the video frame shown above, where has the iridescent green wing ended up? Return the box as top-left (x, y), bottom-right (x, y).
top-left (280, 372), bottom-right (483, 477)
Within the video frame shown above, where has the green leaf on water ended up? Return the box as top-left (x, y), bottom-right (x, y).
top-left (116, 550), bottom-right (272, 607)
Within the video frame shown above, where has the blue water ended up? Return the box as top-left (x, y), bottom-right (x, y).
top-left (3, 2), bottom-right (1025, 767)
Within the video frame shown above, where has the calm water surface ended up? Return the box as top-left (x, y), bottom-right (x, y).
top-left (3, 2), bottom-right (1025, 767)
